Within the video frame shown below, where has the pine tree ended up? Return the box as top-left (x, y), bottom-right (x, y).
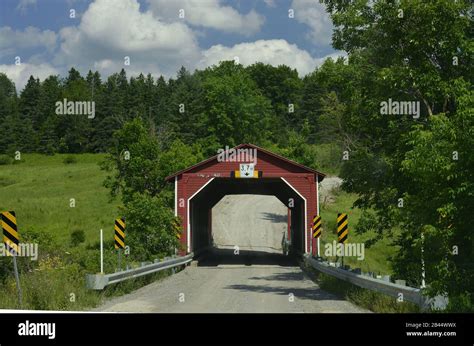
top-left (18, 76), bottom-right (42, 151)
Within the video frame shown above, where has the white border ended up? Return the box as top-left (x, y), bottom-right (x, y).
top-left (174, 176), bottom-right (178, 217)
top-left (316, 175), bottom-right (320, 215)
top-left (281, 177), bottom-right (308, 254)
top-left (187, 178), bottom-right (215, 253)
top-left (316, 175), bottom-right (320, 257)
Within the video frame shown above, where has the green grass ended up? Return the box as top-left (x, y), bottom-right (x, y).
top-left (0, 153), bottom-right (121, 246)
top-left (311, 142), bottom-right (342, 176)
top-left (0, 260), bottom-right (179, 311)
top-left (319, 186), bottom-right (398, 275)
top-left (0, 154), bottom-right (181, 310)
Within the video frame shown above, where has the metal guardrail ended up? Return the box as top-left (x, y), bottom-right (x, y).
top-left (86, 253), bottom-right (194, 290)
top-left (304, 255), bottom-right (447, 310)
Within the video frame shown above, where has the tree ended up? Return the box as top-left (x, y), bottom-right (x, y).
top-left (37, 76), bottom-right (62, 154)
top-left (198, 61), bottom-right (273, 152)
top-left (0, 74), bottom-right (18, 153)
top-left (57, 68), bottom-right (92, 153)
top-left (323, 0), bottom-right (473, 309)
top-left (18, 76), bottom-right (41, 151)
top-left (324, 0), bottom-right (473, 117)
top-left (154, 75), bottom-right (169, 126)
top-left (103, 117), bottom-right (203, 202)
top-left (396, 84), bottom-right (473, 310)
top-left (165, 66), bottom-right (206, 146)
top-left (102, 117), bottom-right (202, 260)
top-left (0, 73), bottom-right (17, 121)
top-left (246, 63), bottom-right (303, 142)
top-left (123, 193), bottom-right (181, 260)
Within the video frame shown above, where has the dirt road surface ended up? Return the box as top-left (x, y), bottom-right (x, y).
top-left (95, 194), bottom-right (366, 313)
top-left (212, 194), bottom-right (286, 253)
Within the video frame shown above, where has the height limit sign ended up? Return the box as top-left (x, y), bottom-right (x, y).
top-left (240, 163), bottom-right (254, 178)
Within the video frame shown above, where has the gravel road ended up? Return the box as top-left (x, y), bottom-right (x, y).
top-left (95, 194), bottom-right (366, 313)
top-left (319, 176), bottom-right (343, 204)
top-left (96, 251), bottom-right (365, 313)
top-left (212, 194), bottom-right (287, 253)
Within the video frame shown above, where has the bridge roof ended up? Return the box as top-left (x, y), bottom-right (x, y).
top-left (165, 143), bottom-right (326, 182)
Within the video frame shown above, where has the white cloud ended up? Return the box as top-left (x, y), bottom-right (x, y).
top-left (198, 39), bottom-right (322, 76)
top-left (54, 0), bottom-right (200, 78)
top-left (16, 0), bottom-right (37, 14)
top-left (263, 0), bottom-right (276, 8)
top-left (147, 0), bottom-right (264, 36)
top-left (0, 0), bottom-right (339, 87)
top-left (291, 0), bottom-right (333, 46)
top-left (0, 26), bottom-right (57, 57)
top-left (0, 63), bottom-right (59, 92)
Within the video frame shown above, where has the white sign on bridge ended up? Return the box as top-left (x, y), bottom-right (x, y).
top-left (239, 163), bottom-right (254, 178)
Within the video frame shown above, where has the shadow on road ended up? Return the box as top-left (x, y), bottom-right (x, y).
top-left (223, 282), bottom-right (346, 301)
top-left (260, 212), bottom-right (288, 223)
top-left (224, 270), bottom-right (347, 302)
top-left (197, 247), bottom-right (297, 267)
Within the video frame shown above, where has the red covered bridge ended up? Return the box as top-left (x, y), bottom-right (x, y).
top-left (165, 144), bottom-right (325, 257)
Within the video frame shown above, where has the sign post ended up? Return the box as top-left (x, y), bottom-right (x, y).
top-left (1, 211), bottom-right (23, 308)
top-left (100, 229), bottom-right (104, 274)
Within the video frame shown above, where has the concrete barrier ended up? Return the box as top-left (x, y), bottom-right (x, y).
top-left (86, 253), bottom-right (193, 290)
top-left (304, 255), bottom-right (447, 310)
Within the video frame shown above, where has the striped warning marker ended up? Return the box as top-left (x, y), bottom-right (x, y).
top-left (114, 218), bottom-right (125, 249)
top-left (337, 213), bottom-right (348, 244)
top-left (172, 219), bottom-right (181, 239)
top-left (312, 215), bottom-right (322, 239)
top-left (1, 211), bottom-right (19, 256)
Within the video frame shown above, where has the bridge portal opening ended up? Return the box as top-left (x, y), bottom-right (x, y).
top-left (212, 195), bottom-right (286, 254)
top-left (189, 178), bottom-right (306, 259)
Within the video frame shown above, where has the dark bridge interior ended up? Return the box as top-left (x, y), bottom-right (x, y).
top-left (190, 178), bottom-right (306, 263)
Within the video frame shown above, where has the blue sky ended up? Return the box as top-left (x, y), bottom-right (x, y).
top-left (0, 0), bottom-right (343, 91)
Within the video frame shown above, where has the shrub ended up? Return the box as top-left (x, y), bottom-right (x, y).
top-left (124, 193), bottom-right (181, 262)
top-left (63, 155), bottom-right (77, 164)
top-left (0, 155), bottom-right (13, 165)
top-left (70, 230), bottom-right (86, 247)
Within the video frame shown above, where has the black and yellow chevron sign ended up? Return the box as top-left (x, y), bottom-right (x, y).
top-left (1, 211), bottom-right (19, 256)
top-left (172, 219), bottom-right (181, 240)
top-left (231, 170), bottom-right (262, 178)
top-left (114, 218), bottom-right (125, 249)
top-left (312, 215), bottom-right (322, 239)
top-left (337, 213), bottom-right (348, 244)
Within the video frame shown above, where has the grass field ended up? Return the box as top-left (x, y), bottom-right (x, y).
top-left (0, 154), bottom-right (397, 275)
top-left (319, 186), bottom-right (398, 275)
top-left (0, 153), bottom-right (169, 310)
top-left (0, 153), bottom-right (397, 310)
top-left (0, 154), bottom-right (121, 246)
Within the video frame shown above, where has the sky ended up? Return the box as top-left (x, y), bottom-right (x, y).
top-left (0, 0), bottom-right (344, 92)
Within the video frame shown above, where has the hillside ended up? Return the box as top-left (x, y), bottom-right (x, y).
top-left (0, 154), bottom-right (120, 245)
